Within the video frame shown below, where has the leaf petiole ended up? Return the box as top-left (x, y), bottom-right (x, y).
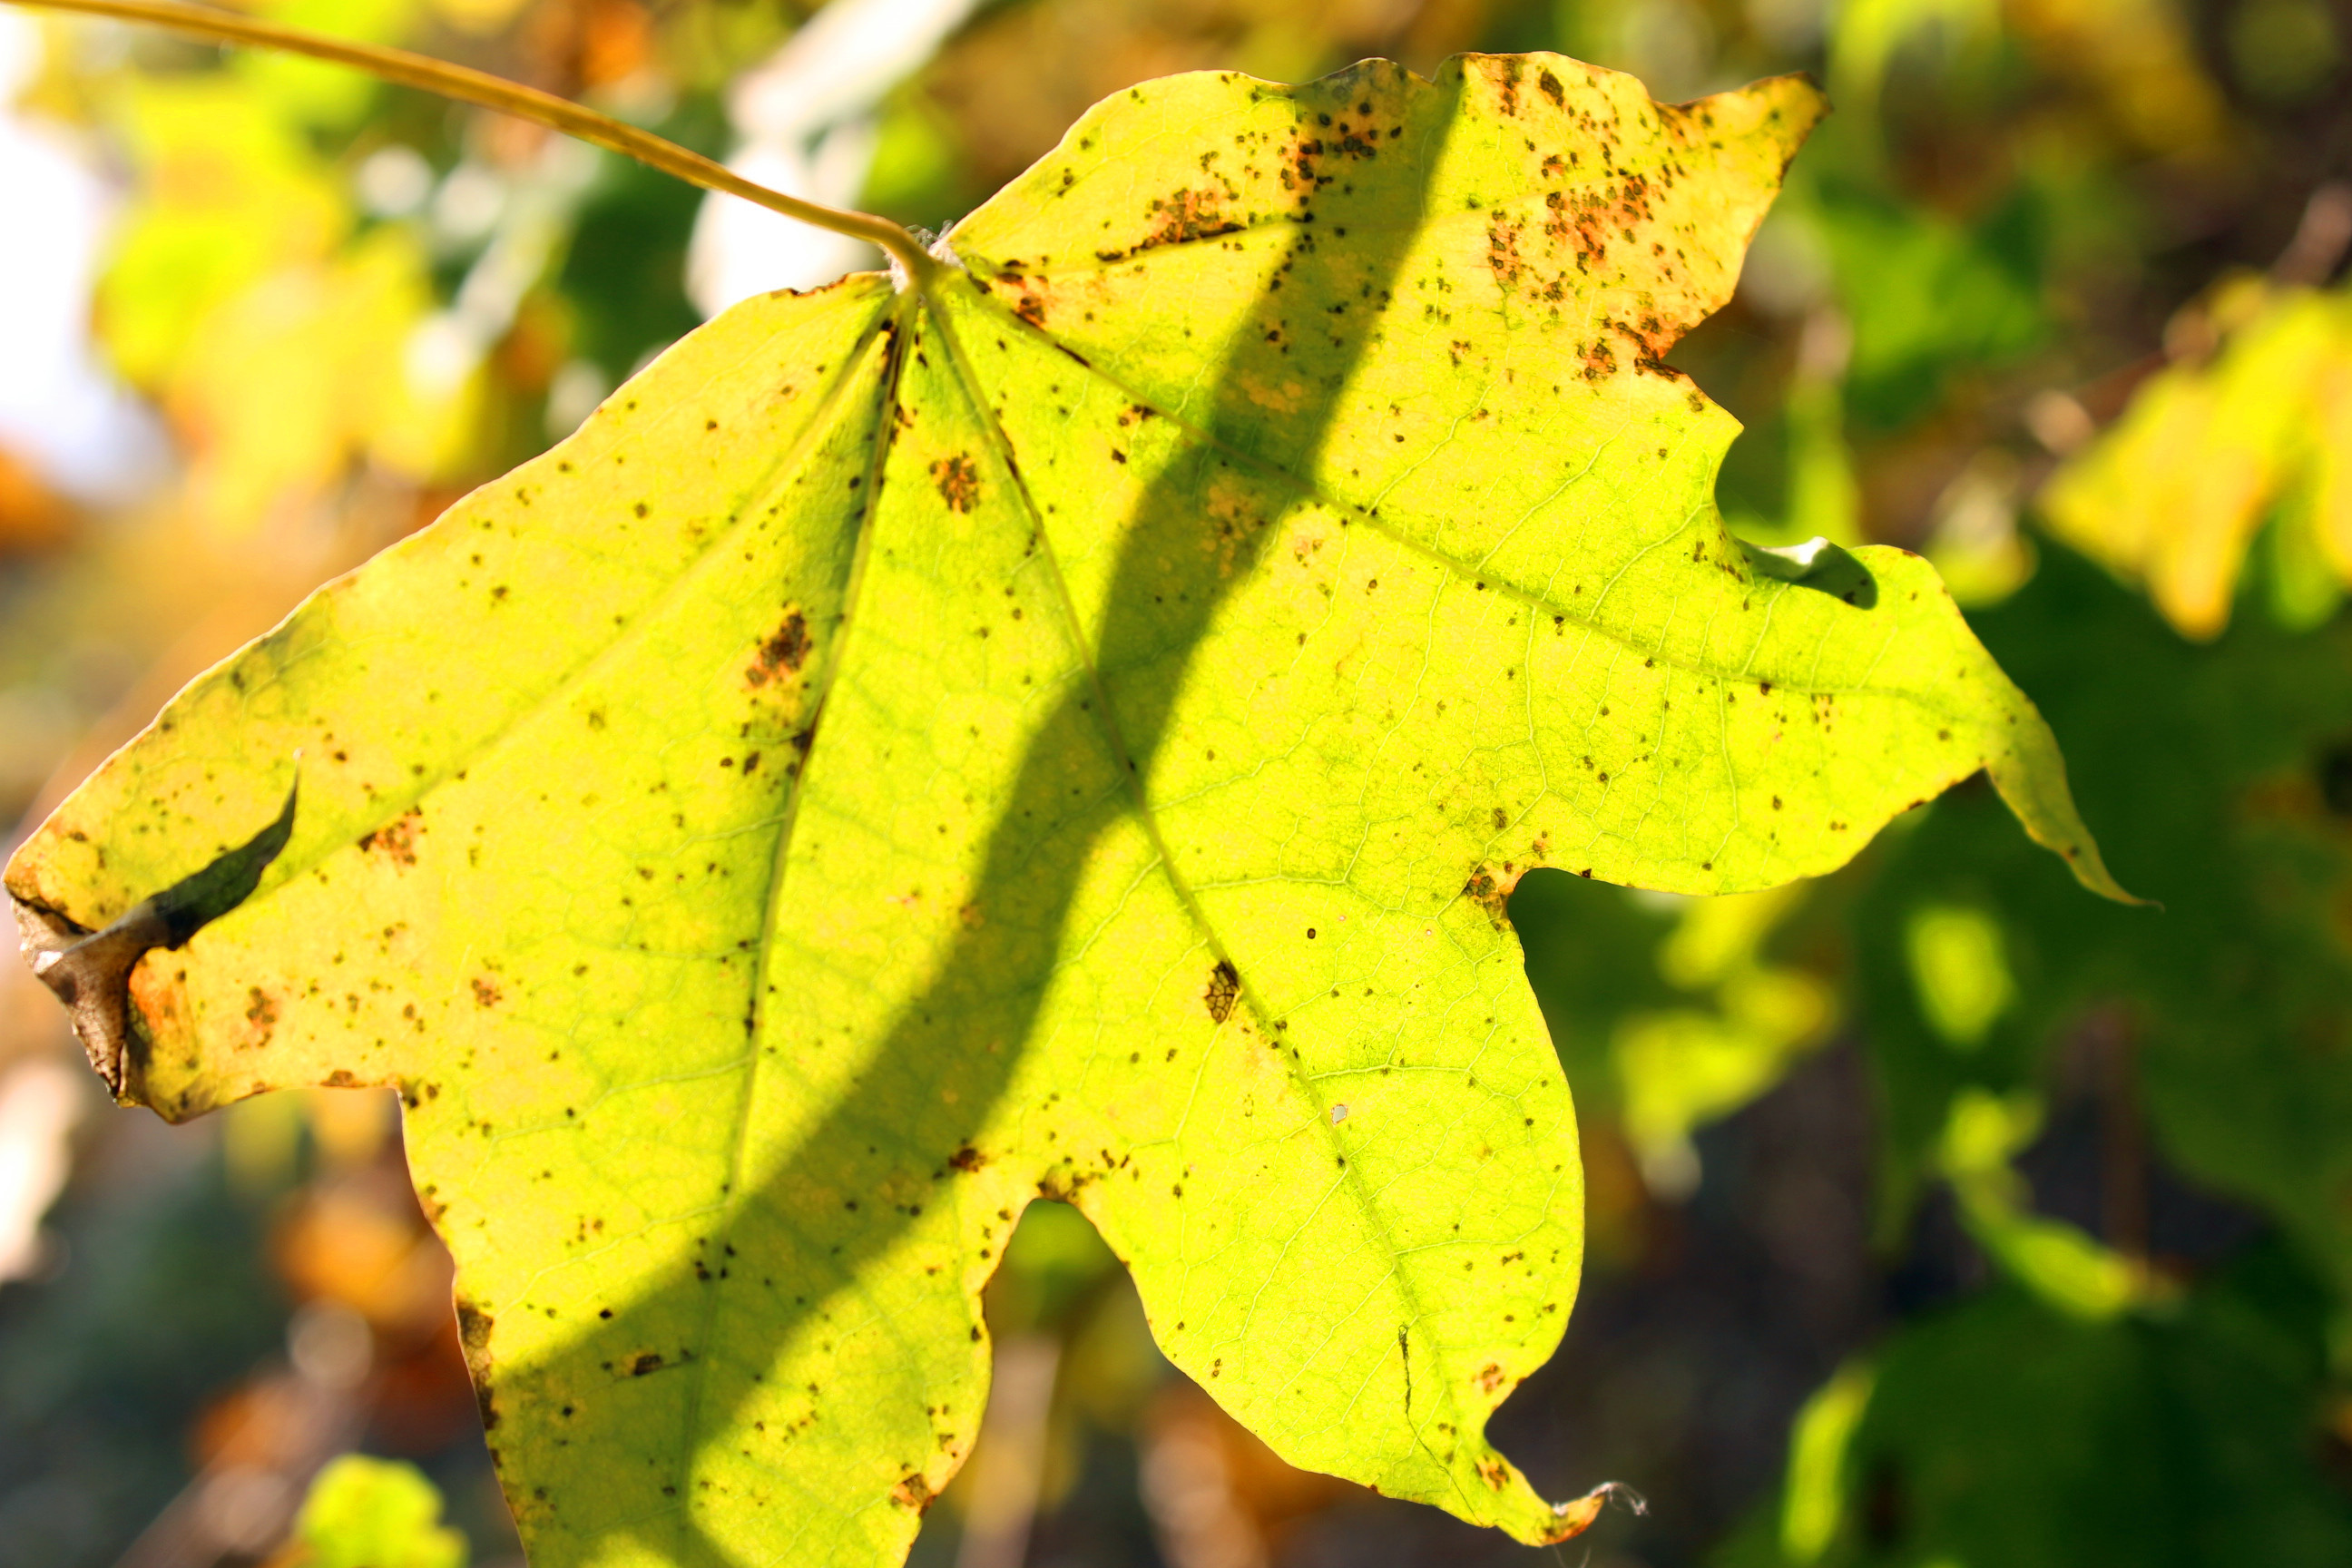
top-left (2, 0), bottom-right (944, 285)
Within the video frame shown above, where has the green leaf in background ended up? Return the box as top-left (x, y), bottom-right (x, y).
top-left (1824, 0), bottom-right (1999, 121)
top-left (1936, 1086), bottom-right (2144, 1319)
top-left (291, 1455), bottom-right (468, 1568)
top-left (1808, 174), bottom-right (2049, 429)
top-left (1852, 543), bottom-right (2352, 1303)
top-left (1729, 1246), bottom-right (2352, 1567)
top-left (1514, 873), bottom-right (1837, 1195)
top-left (237, 0), bottom-right (421, 128)
top-left (1774, 1357), bottom-right (1873, 1565)
top-left (11, 52), bottom-right (2127, 1568)
top-left (555, 102), bottom-right (730, 387)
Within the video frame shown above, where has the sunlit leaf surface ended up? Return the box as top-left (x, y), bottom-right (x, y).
top-left (10, 54), bottom-right (2123, 1567)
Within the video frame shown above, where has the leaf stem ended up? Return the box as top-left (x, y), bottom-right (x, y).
top-left (5, 0), bottom-right (942, 285)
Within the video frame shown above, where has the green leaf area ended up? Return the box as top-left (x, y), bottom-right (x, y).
top-left (1853, 542), bottom-right (2352, 1299)
top-left (295, 1455), bottom-right (470, 1568)
top-left (7, 54), bottom-right (2123, 1568)
top-left (1701, 544), bottom-right (2352, 1568)
top-left (1725, 1243), bottom-right (2352, 1568)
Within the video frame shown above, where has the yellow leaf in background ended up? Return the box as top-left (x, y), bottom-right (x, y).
top-left (367, 335), bottom-right (494, 489)
top-left (84, 62), bottom-right (485, 544)
top-left (1656, 883), bottom-right (1810, 991)
top-left (2006, 0), bottom-right (2231, 157)
top-left (425, 0), bottom-right (534, 37)
top-left (169, 228), bottom-right (439, 538)
top-left (94, 78), bottom-right (349, 389)
top-left (2308, 338), bottom-right (2352, 572)
top-left (239, 0), bottom-right (425, 128)
top-left (2039, 277), bottom-right (2352, 638)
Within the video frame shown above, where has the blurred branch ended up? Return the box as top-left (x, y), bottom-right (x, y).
top-left (2092, 1008), bottom-right (2148, 1266)
top-left (2274, 183), bottom-right (2352, 288)
top-left (112, 1334), bottom-right (371, 1568)
top-left (953, 1334), bottom-right (1062, 1568)
top-left (0, 0), bottom-right (940, 280)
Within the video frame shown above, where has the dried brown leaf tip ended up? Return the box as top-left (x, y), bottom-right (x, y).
top-left (15, 779), bottom-right (298, 1098)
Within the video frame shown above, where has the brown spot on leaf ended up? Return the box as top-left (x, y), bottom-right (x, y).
top-left (932, 455), bottom-right (981, 513)
top-left (457, 1300), bottom-right (494, 1367)
top-left (1142, 185), bottom-right (1250, 250)
top-left (1494, 57), bottom-right (1524, 117)
top-left (1486, 214), bottom-right (1524, 288)
top-left (891, 1475), bottom-right (936, 1513)
top-left (359, 809), bottom-right (422, 867)
top-left (244, 986), bottom-right (278, 1045)
top-left (1462, 867), bottom-right (1514, 925)
top-left (749, 610), bottom-right (811, 687)
top-left (1609, 306), bottom-right (1675, 367)
top-left (1205, 960), bottom-right (1240, 1023)
top-left (473, 976), bottom-right (503, 1008)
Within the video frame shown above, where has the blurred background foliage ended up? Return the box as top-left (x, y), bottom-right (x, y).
top-left (0, 0), bottom-right (2349, 1563)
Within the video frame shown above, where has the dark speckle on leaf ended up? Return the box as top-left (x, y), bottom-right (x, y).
top-left (932, 455), bottom-right (981, 513)
top-left (1205, 960), bottom-right (1240, 1023)
top-left (749, 610), bottom-right (811, 687)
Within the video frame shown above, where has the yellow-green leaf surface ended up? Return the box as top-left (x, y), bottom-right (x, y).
top-left (295, 1455), bottom-right (470, 1568)
top-left (9, 54), bottom-right (2126, 1567)
top-left (96, 78), bottom-right (350, 388)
